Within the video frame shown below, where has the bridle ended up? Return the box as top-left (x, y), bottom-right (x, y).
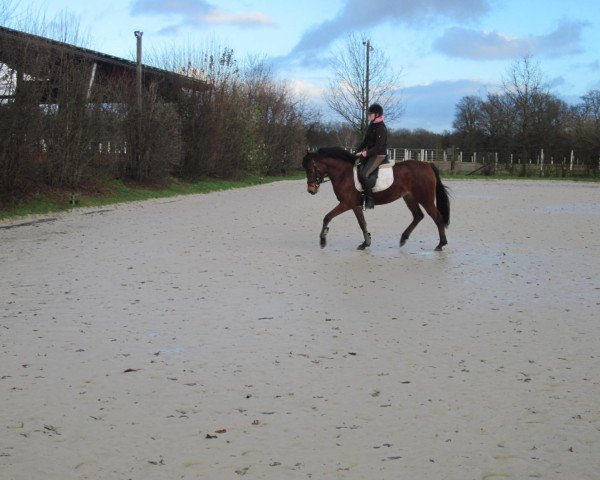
top-left (306, 156), bottom-right (329, 189)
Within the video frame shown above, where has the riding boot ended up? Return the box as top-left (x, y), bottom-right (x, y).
top-left (364, 186), bottom-right (375, 209)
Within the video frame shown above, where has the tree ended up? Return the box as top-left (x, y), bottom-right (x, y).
top-left (571, 90), bottom-right (600, 169)
top-left (0, 0), bottom-right (17, 25)
top-left (148, 42), bottom-right (307, 178)
top-left (452, 95), bottom-right (486, 152)
top-left (242, 57), bottom-right (307, 175)
top-left (324, 34), bottom-right (403, 138)
top-left (579, 90), bottom-right (600, 127)
top-left (452, 56), bottom-right (572, 166)
top-left (1, 9), bottom-right (95, 192)
top-left (501, 55), bottom-right (548, 160)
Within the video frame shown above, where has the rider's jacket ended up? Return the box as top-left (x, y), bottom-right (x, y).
top-left (356, 120), bottom-right (388, 157)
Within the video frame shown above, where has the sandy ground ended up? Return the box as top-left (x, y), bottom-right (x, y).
top-left (1, 178), bottom-right (599, 480)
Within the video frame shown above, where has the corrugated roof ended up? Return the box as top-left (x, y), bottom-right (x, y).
top-left (0, 25), bottom-right (206, 97)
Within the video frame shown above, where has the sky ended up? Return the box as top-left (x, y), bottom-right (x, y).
top-left (3, 0), bottom-right (600, 132)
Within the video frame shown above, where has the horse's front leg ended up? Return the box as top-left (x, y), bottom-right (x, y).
top-left (320, 203), bottom-right (352, 248)
top-left (352, 206), bottom-right (371, 250)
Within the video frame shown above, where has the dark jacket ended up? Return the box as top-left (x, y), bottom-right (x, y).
top-left (356, 120), bottom-right (387, 157)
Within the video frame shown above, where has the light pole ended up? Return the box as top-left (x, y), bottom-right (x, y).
top-left (362, 39), bottom-right (373, 132)
top-left (134, 31), bottom-right (143, 113)
top-left (134, 31), bottom-right (143, 170)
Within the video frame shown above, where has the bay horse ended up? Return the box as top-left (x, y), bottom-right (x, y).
top-left (302, 147), bottom-right (451, 251)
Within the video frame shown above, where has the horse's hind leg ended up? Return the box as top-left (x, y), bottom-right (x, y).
top-left (320, 202), bottom-right (351, 248)
top-left (422, 203), bottom-right (448, 251)
top-left (352, 206), bottom-right (371, 250)
top-left (400, 193), bottom-right (424, 247)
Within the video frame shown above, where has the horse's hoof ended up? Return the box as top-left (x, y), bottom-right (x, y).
top-left (435, 240), bottom-right (447, 251)
top-left (400, 238), bottom-right (407, 247)
top-left (320, 239), bottom-right (327, 248)
top-left (357, 243), bottom-right (367, 250)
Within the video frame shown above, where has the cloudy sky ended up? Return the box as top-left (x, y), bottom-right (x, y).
top-left (4, 0), bottom-right (600, 132)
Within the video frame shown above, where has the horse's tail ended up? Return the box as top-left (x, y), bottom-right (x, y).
top-left (431, 164), bottom-right (451, 227)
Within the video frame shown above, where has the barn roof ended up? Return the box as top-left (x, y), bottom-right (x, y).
top-left (0, 25), bottom-right (207, 101)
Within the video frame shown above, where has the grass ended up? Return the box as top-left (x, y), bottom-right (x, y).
top-left (1, 168), bottom-right (597, 222)
top-left (0, 172), bottom-right (305, 222)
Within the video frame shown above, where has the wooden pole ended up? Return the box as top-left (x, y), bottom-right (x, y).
top-left (570, 150), bottom-right (574, 171)
top-left (86, 63), bottom-right (97, 101)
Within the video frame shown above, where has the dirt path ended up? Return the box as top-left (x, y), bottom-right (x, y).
top-left (1, 179), bottom-right (599, 480)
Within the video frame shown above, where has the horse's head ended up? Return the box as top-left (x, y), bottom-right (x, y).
top-left (302, 150), bottom-right (325, 195)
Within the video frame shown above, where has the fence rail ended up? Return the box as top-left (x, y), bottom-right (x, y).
top-left (387, 147), bottom-right (600, 176)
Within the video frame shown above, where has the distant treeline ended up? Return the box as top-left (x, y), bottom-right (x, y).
top-left (2, 37), bottom-right (599, 206)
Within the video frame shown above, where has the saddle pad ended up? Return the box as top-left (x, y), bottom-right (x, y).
top-left (353, 161), bottom-right (395, 193)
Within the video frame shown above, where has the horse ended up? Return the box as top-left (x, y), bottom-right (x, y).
top-left (301, 147), bottom-right (451, 251)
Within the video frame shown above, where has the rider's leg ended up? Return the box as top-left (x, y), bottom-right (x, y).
top-left (363, 155), bottom-right (387, 178)
top-left (358, 155), bottom-right (386, 209)
top-left (358, 159), bottom-right (374, 209)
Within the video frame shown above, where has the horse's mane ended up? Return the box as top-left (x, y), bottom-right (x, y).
top-left (316, 146), bottom-right (357, 164)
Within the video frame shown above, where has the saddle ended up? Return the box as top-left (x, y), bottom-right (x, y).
top-left (353, 157), bottom-right (395, 192)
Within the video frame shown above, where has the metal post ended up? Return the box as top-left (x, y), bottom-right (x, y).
top-left (365, 39), bottom-right (370, 113)
top-left (134, 31), bottom-right (143, 173)
top-left (362, 39), bottom-right (373, 132)
top-left (134, 31), bottom-right (143, 112)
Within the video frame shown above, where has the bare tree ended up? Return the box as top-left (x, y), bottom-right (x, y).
top-left (501, 55), bottom-right (548, 159)
top-left (324, 34), bottom-right (403, 137)
top-left (452, 56), bottom-right (571, 161)
top-left (0, 0), bottom-right (18, 24)
top-left (147, 41), bottom-right (307, 178)
top-left (575, 90), bottom-right (600, 136)
top-left (452, 95), bottom-right (486, 152)
top-left (572, 90), bottom-right (600, 169)
top-left (242, 58), bottom-right (307, 174)
top-left (147, 40), bottom-right (244, 178)
top-left (481, 93), bottom-right (510, 147)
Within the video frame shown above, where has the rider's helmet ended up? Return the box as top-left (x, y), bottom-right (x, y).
top-left (368, 103), bottom-right (383, 116)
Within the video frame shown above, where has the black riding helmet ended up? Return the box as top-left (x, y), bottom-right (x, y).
top-left (368, 103), bottom-right (383, 116)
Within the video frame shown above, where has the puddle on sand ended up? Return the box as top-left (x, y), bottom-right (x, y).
top-left (159, 347), bottom-right (185, 354)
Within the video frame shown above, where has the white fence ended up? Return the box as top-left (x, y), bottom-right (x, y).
top-left (387, 147), bottom-right (599, 172)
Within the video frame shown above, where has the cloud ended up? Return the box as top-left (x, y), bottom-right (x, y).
top-left (433, 19), bottom-right (589, 60)
top-left (548, 75), bottom-right (567, 90)
top-left (398, 78), bottom-right (495, 131)
top-left (286, 0), bottom-right (492, 63)
top-left (549, 59), bottom-right (600, 96)
top-left (288, 79), bottom-right (325, 100)
top-left (131, 0), bottom-right (211, 16)
top-left (586, 59), bottom-right (600, 73)
top-left (130, 0), bottom-right (275, 30)
top-left (202, 9), bottom-right (274, 26)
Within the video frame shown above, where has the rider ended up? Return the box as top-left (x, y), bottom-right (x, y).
top-left (356, 103), bottom-right (388, 209)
